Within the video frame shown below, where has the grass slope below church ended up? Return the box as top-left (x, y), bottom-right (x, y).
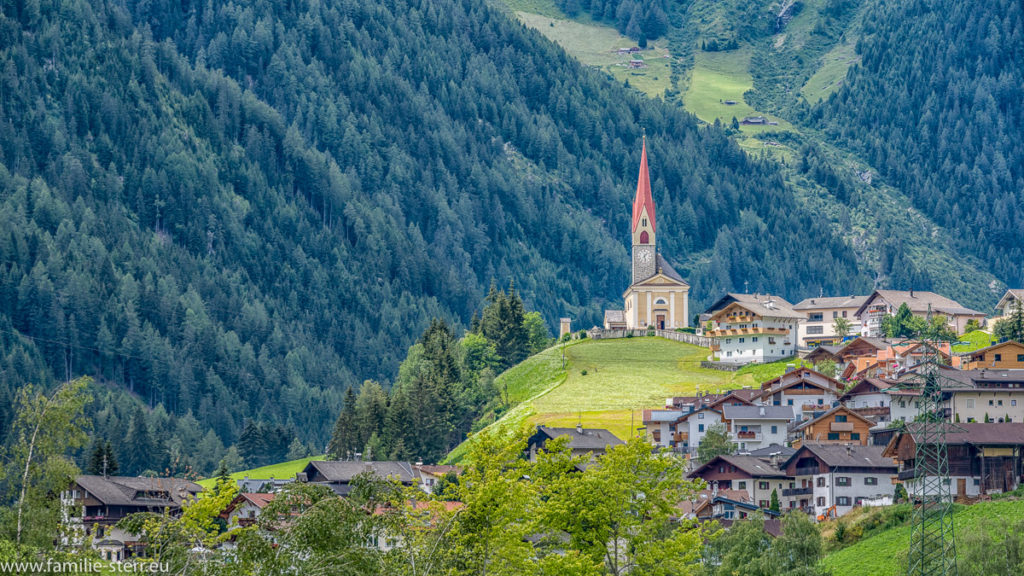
top-left (821, 499), bottom-right (1024, 575)
top-left (448, 336), bottom-right (799, 461)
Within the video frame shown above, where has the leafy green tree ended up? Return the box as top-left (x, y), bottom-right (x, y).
top-left (698, 424), bottom-right (736, 463)
top-left (832, 317), bottom-right (852, 338)
top-left (763, 512), bottom-right (827, 575)
top-left (0, 378), bottom-right (92, 547)
top-left (814, 358), bottom-right (838, 379)
top-left (704, 512), bottom-right (772, 575)
top-left (524, 311), bottom-right (551, 355)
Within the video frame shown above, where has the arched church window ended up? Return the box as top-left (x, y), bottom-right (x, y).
top-left (655, 298), bottom-right (667, 305)
top-left (640, 231), bottom-right (649, 244)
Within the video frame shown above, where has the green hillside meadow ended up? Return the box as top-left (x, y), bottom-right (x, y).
top-left (822, 499), bottom-right (1024, 576)
top-left (447, 336), bottom-right (800, 461)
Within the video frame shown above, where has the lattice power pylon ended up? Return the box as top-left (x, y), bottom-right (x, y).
top-left (899, 323), bottom-right (958, 576)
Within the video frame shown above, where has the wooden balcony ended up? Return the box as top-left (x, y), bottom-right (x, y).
top-left (830, 422), bottom-right (855, 432)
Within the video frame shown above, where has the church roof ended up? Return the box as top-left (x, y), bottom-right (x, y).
top-left (631, 137), bottom-right (656, 234)
top-left (655, 254), bottom-right (687, 284)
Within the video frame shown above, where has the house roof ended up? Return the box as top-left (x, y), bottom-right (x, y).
top-left (74, 475), bottom-right (203, 507)
top-left (415, 464), bottom-right (461, 477)
top-left (632, 136), bottom-right (655, 233)
top-left (855, 290), bottom-right (984, 318)
top-left (302, 461), bottom-right (416, 484)
top-left (722, 405), bottom-right (794, 421)
top-left (995, 289), bottom-right (1024, 311)
top-left (840, 377), bottom-right (895, 400)
top-left (532, 426), bottom-right (625, 451)
top-left (677, 489), bottom-right (750, 516)
top-left (793, 405), bottom-right (874, 432)
top-left (711, 296), bottom-right (803, 321)
top-left (837, 337), bottom-right (893, 355)
top-left (792, 295), bottom-right (869, 310)
top-left (885, 423), bottom-right (1024, 456)
top-left (703, 293), bottom-right (769, 315)
top-left (689, 454), bottom-right (789, 479)
top-left (785, 443), bottom-right (896, 470)
top-left (604, 310), bottom-right (625, 324)
top-left (758, 367), bottom-right (843, 394)
top-left (805, 345), bottom-right (842, 362)
top-left (742, 444), bottom-right (797, 459)
top-left (644, 409), bottom-right (685, 423)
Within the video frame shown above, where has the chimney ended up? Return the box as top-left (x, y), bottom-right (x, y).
top-left (846, 444), bottom-right (853, 456)
top-left (759, 406), bottom-right (765, 417)
top-left (770, 453), bottom-right (779, 468)
top-left (712, 480), bottom-right (719, 498)
top-left (910, 289), bottom-right (914, 298)
top-left (576, 423), bottom-right (583, 434)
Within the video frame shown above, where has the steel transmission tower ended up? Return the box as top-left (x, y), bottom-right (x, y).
top-left (900, 322), bottom-right (958, 576)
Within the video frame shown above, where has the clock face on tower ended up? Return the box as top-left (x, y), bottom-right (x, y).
top-left (638, 250), bottom-right (653, 264)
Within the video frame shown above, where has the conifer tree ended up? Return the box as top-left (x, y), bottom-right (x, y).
top-left (327, 387), bottom-right (359, 459)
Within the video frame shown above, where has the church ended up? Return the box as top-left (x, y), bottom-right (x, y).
top-left (604, 138), bottom-right (690, 330)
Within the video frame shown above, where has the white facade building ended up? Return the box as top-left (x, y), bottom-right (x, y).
top-left (792, 295), bottom-right (868, 348)
top-left (706, 295), bottom-right (803, 364)
top-left (722, 405), bottom-right (792, 452)
top-left (783, 444), bottom-right (897, 518)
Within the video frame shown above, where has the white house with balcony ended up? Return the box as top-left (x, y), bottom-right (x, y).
top-left (756, 367), bottom-right (843, 422)
top-left (792, 295), bottom-right (868, 348)
top-left (706, 294), bottom-right (803, 364)
top-left (782, 443), bottom-right (897, 518)
top-left (854, 290), bottom-right (985, 338)
top-left (721, 405), bottom-right (792, 452)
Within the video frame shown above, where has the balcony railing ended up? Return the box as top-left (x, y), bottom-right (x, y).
top-left (782, 487), bottom-right (813, 497)
top-left (794, 466), bottom-right (820, 477)
top-left (897, 469), bottom-right (918, 481)
top-left (736, 431), bottom-right (759, 440)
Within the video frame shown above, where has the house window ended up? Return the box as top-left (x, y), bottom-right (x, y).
top-left (727, 351), bottom-right (732, 357)
top-left (833, 311), bottom-right (839, 319)
top-left (699, 424), bottom-right (705, 432)
top-left (837, 496), bottom-right (851, 506)
top-left (771, 425), bottom-right (778, 434)
top-left (738, 481), bottom-right (747, 490)
top-left (995, 354), bottom-right (1002, 361)
top-left (739, 338), bottom-right (745, 343)
top-left (966, 399), bottom-right (975, 409)
top-left (835, 415), bottom-right (847, 423)
top-left (973, 478), bottom-right (981, 486)
top-left (817, 497), bottom-right (826, 506)
top-left (865, 477), bottom-right (878, 486)
top-left (1013, 400), bottom-right (1018, 407)
top-left (842, 311), bottom-right (848, 318)
top-left (1018, 354), bottom-right (1024, 362)
top-left (827, 433), bottom-right (840, 440)
top-left (998, 400), bottom-right (1004, 406)
top-left (788, 399), bottom-right (794, 406)
top-left (900, 401), bottom-right (906, 408)
top-left (807, 326), bottom-right (824, 335)
top-left (758, 481), bottom-right (769, 490)
top-left (817, 477), bottom-right (826, 487)
top-left (698, 413), bottom-right (704, 419)
top-left (809, 313), bottom-right (823, 322)
top-left (759, 500), bottom-right (769, 508)
top-left (989, 400), bottom-right (995, 406)
top-left (752, 337), bottom-right (758, 342)
top-left (726, 339), bottom-right (732, 344)
top-left (836, 477), bottom-right (851, 487)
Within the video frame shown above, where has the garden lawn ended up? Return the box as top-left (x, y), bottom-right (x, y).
top-left (952, 329), bottom-right (998, 353)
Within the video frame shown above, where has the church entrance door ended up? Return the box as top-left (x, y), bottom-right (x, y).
top-left (656, 315), bottom-right (665, 330)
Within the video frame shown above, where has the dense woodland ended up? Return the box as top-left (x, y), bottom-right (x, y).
top-left (554, 0), bottom-right (669, 44)
top-left (807, 0), bottom-right (1024, 289)
top-left (0, 0), bottom-right (873, 472)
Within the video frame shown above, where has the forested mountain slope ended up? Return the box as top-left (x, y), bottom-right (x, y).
top-left (0, 0), bottom-right (868, 472)
top-left (807, 0), bottom-right (1024, 289)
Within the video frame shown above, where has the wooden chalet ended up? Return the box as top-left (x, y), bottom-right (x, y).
top-left (963, 341), bottom-right (1024, 370)
top-left (791, 405), bottom-right (875, 448)
top-left (883, 422), bottom-right (1024, 497)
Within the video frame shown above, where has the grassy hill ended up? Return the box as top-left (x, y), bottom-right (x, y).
top-left (821, 499), bottom-right (1024, 575)
top-left (447, 336), bottom-right (804, 461)
top-left (196, 456), bottom-right (326, 490)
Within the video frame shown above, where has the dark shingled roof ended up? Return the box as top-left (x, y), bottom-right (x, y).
top-left (303, 461), bottom-right (416, 484)
top-left (899, 422), bottom-right (1024, 446)
top-left (75, 475), bottom-right (203, 507)
top-left (785, 443), bottom-right (896, 470)
top-left (690, 454), bottom-right (789, 479)
top-left (654, 254), bottom-right (689, 285)
top-left (743, 444), bottom-right (797, 458)
top-left (533, 426), bottom-right (625, 451)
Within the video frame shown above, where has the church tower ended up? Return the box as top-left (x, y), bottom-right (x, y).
top-left (615, 136), bottom-right (690, 331)
top-left (631, 137), bottom-right (657, 284)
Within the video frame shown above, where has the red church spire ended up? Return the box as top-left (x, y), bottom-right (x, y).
top-left (631, 136), bottom-right (656, 233)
